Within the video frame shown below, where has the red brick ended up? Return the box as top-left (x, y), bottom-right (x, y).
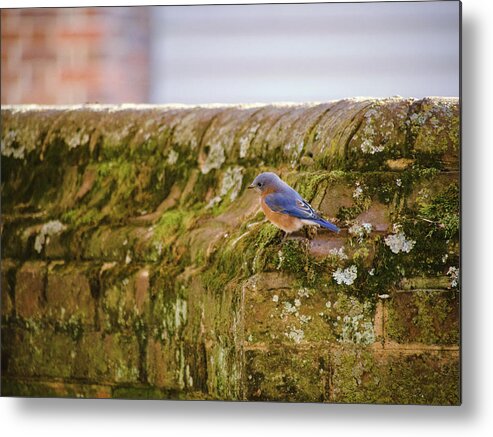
top-left (21, 43), bottom-right (57, 61)
top-left (15, 261), bottom-right (46, 319)
top-left (57, 27), bottom-right (103, 41)
top-left (100, 265), bottom-right (151, 330)
top-left (60, 67), bottom-right (101, 84)
top-left (146, 338), bottom-right (179, 389)
top-left (46, 264), bottom-right (96, 325)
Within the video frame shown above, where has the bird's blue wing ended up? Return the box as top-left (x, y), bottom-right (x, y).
top-left (264, 192), bottom-right (319, 220)
top-left (264, 191), bottom-right (340, 233)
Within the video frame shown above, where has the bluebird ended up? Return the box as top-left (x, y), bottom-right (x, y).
top-left (248, 172), bottom-right (340, 235)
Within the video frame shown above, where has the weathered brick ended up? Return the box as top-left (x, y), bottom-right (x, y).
top-left (243, 273), bottom-right (376, 346)
top-left (386, 290), bottom-right (459, 345)
top-left (330, 347), bottom-right (460, 405)
top-left (356, 201), bottom-right (391, 232)
top-left (245, 346), bottom-right (327, 402)
top-left (15, 261), bottom-right (46, 319)
top-left (2, 327), bottom-right (77, 379)
top-left (145, 337), bottom-right (180, 389)
top-left (411, 98), bottom-right (459, 170)
top-left (204, 340), bottom-right (242, 400)
top-left (82, 227), bottom-right (130, 261)
top-left (75, 332), bottom-right (140, 383)
top-left (45, 264), bottom-right (96, 325)
top-left (100, 264), bottom-right (151, 331)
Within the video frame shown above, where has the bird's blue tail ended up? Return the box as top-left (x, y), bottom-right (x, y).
top-left (313, 218), bottom-right (340, 233)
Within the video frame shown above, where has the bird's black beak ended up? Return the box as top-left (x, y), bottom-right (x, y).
top-left (247, 184), bottom-right (255, 189)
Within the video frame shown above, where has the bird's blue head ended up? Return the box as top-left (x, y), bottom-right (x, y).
top-left (248, 172), bottom-right (283, 194)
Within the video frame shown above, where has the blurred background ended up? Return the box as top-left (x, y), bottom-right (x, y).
top-left (1, 1), bottom-right (460, 105)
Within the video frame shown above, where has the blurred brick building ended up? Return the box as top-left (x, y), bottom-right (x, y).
top-left (1, 8), bottom-right (150, 104)
top-left (1, 3), bottom-right (459, 105)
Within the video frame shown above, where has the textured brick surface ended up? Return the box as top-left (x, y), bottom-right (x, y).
top-left (0, 101), bottom-right (460, 403)
top-left (386, 290), bottom-right (460, 345)
top-left (330, 348), bottom-right (460, 405)
top-left (14, 261), bottom-right (46, 319)
top-left (46, 264), bottom-right (97, 325)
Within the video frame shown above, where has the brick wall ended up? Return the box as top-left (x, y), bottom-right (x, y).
top-left (0, 98), bottom-right (460, 403)
top-left (1, 8), bottom-right (150, 105)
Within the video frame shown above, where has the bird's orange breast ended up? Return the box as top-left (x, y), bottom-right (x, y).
top-left (260, 197), bottom-right (304, 233)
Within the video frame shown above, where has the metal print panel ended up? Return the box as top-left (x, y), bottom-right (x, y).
top-left (1, 1), bottom-right (461, 404)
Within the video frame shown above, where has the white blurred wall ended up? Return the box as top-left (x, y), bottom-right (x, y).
top-left (149, 1), bottom-right (459, 104)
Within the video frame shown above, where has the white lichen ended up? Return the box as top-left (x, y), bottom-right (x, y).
top-left (67, 130), bottom-right (89, 149)
top-left (332, 265), bottom-right (358, 286)
top-left (125, 251), bottom-right (132, 264)
top-left (299, 314), bottom-right (312, 325)
top-left (339, 314), bottom-right (375, 345)
top-left (353, 182), bottom-right (363, 199)
top-left (328, 247), bottom-right (348, 260)
top-left (297, 287), bottom-right (311, 298)
top-left (358, 104), bottom-right (396, 154)
top-left (239, 124), bottom-right (258, 158)
top-left (360, 138), bottom-right (385, 154)
top-left (34, 220), bottom-right (66, 253)
top-left (282, 301), bottom-right (298, 316)
top-left (384, 225), bottom-right (416, 254)
top-left (276, 249), bottom-right (285, 270)
top-left (285, 327), bottom-right (304, 344)
top-left (408, 111), bottom-right (429, 127)
top-left (239, 136), bottom-right (250, 158)
top-left (201, 142), bottom-right (225, 174)
top-left (447, 266), bottom-right (459, 288)
top-left (219, 166), bottom-right (244, 201)
top-left (173, 298), bottom-right (188, 329)
top-left (1, 130), bottom-right (25, 159)
top-left (167, 149), bottom-right (179, 165)
top-left (206, 196), bottom-right (222, 210)
top-left (348, 222), bottom-right (372, 242)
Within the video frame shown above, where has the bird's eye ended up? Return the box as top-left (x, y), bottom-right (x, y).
top-left (257, 182), bottom-right (262, 187)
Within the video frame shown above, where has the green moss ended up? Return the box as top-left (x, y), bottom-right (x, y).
top-left (61, 208), bottom-right (104, 227)
top-left (53, 315), bottom-right (85, 342)
top-left (416, 183), bottom-right (460, 238)
top-left (411, 100), bottom-right (460, 156)
top-left (245, 347), bottom-right (326, 402)
top-left (331, 348), bottom-right (460, 405)
top-left (386, 290), bottom-right (459, 345)
top-left (154, 210), bottom-right (187, 240)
